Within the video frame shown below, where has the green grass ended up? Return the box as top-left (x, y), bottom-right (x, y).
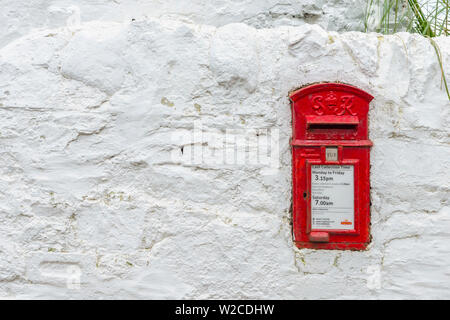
top-left (364, 0), bottom-right (449, 100)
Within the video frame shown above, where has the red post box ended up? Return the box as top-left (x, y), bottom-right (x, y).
top-left (290, 83), bottom-right (374, 250)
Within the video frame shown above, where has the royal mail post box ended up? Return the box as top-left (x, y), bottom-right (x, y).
top-left (290, 83), bottom-right (374, 250)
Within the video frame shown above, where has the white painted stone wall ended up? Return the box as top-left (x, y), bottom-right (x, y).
top-left (0, 4), bottom-right (449, 299)
top-left (0, 0), bottom-right (367, 47)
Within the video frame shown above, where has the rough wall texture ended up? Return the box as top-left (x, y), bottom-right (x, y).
top-left (0, 0), bottom-right (367, 47)
top-left (0, 11), bottom-right (449, 299)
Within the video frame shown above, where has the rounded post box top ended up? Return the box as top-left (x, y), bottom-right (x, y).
top-left (289, 83), bottom-right (374, 103)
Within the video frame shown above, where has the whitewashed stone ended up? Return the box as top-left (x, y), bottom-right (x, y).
top-left (0, 15), bottom-right (448, 299)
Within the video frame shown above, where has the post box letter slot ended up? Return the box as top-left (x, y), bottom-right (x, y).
top-left (306, 115), bottom-right (359, 130)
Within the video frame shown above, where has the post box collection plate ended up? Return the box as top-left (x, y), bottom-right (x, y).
top-left (311, 164), bottom-right (354, 230)
top-left (290, 83), bottom-right (374, 250)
